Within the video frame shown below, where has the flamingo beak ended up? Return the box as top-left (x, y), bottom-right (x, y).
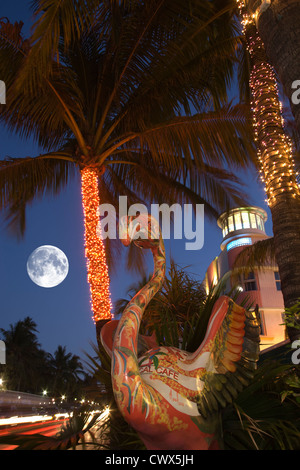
top-left (121, 237), bottom-right (131, 246)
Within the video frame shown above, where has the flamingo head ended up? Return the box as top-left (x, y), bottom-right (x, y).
top-left (119, 214), bottom-right (160, 249)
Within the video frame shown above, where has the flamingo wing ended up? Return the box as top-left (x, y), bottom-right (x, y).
top-left (196, 296), bottom-right (261, 418)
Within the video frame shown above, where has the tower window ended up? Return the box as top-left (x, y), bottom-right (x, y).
top-left (222, 224), bottom-right (228, 237)
top-left (243, 272), bottom-right (257, 291)
top-left (250, 213), bottom-right (257, 228)
top-left (221, 209), bottom-right (266, 238)
top-left (234, 212), bottom-right (242, 230)
top-left (256, 215), bottom-right (263, 231)
top-left (228, 215), bottom-right (234, 233)
top-left (241, 212), bottom-right (250, 229)
top-left (274, 271), bottom-right (281, 291)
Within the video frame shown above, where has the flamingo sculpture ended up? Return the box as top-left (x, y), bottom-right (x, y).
top-left (101, 214), bottom-right (260, 450)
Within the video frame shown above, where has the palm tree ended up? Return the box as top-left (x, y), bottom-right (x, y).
top-left (236, 5), bottom-right (300, 341)
top-left (0, 1), bottom-right (256, 334)
top-left (0, 317), bottom-right (46, 392)
top-left (49, 345), bottom-right (84, 398)
top-left (245, 0), bottom-right (300, 136)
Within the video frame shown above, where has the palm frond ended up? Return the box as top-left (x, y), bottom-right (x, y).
top-left (17, 0), bottom-right (100, 90)
top-left (232, 237), bottom-right (276, 276)
top-left (101, 103), bottom-right (256, 173)
top-left (104, 154), bottom-right (249, 224)
top-left (0, 18), bottom-right (29, 86)
top-left (0, 155), bottom-right (76, 236)
top-left (84, 340), bottom-right (112, 392)
top-left (222, 358), bottom-right (300, 450)
top-left (93, 1), bottom-right (247, 142)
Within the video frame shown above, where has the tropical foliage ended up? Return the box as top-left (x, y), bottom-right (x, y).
top-left (1, 269), bottom-right (299, 450)
top-left (282, 300), bottom-right (300, 336)
top-left (114, 261), bottom-right (207, 346)
top-left (0, 318), bottom-right (86, 397)
top-left (222, 352), bottom-right (300, 450)
top-left (232, 237), bottom-right (276, 279)
top-left (87, 269), bottom-right (300, 450)
top-left (0, 1), bottom-right (256, 256)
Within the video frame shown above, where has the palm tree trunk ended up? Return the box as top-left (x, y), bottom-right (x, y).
top-left (247, 0), bottom-right (300, 136)
top-left (80, 167), bottom-right (112, 333)
top-left (243, 19), bottom-right (300, 341)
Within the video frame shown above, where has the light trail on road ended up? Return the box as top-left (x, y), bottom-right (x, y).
top-left (0, 417), bottom-right (66, 450)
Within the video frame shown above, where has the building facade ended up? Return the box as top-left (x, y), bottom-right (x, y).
top-left (204, 206), bottom-right (286, 350)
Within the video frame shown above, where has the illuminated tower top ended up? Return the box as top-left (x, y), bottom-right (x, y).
top-left (217, 206), bottom-right (268, 252)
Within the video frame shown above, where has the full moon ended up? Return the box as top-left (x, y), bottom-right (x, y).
top-left (27, 245), bottom-right (69, 288)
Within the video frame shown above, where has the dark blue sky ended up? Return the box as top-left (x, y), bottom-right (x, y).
top-left (0, 1), bottom-right (272, 367)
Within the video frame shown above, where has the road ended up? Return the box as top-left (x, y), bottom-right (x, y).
top-left (0, 416), bottom-right (67, 450)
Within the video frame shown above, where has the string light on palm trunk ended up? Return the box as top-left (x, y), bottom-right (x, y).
top-left (236, 0), bottom-right (258, 31)
top-left (250, 61), bottom-right (299, 205)
top-left (81, 167), bottom-right (112, 322)
top-left (236, 0), bottom-right (300, 207)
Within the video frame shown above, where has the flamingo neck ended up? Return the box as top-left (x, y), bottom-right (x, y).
top-left (114, 236), bottom-right (165, 356)
top-left (111, 236), bottom-right (165, 422)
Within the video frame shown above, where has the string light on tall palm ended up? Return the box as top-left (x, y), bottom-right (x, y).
top-left (236, 0), bottom-right (300, 342)
top-left (236, 0), bottom-right (300, 207)
top-left (81, 166), bottom-right (112, 323)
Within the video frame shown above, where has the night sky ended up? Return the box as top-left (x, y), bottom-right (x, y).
top-left (0, 1), bottom-right (271, 366)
